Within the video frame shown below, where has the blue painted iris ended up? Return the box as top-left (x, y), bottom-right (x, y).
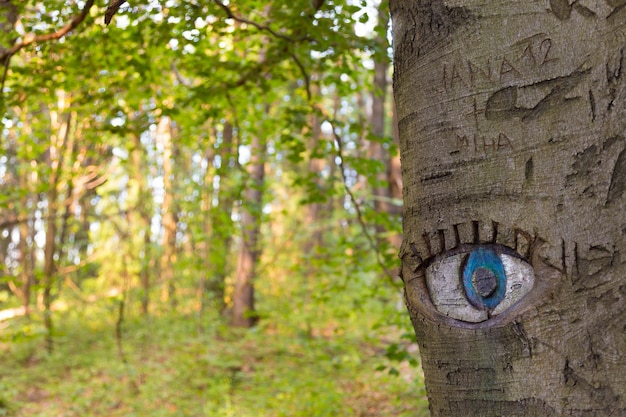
top-left (462, 248), bottom-right (506, 311)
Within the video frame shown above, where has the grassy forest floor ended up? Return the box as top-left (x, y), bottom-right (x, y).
top-left (0, 297), bottom-right (429, 417)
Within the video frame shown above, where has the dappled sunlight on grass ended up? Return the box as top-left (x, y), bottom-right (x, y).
top-left (0, 307), bottom-right (429, 417)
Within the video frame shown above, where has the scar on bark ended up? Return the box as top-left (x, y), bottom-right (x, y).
top-left (409, 243), bottom-right (423, 264)
top-left (561, 239), bottom-right (567, 276)
top-left (606, 48), bottom-right (624, 112)
top-left (422, 232), bottom-right (433, 257)
top-left (484, 67), bottom-right (591, 122)
top-left (549, 0), bottom-right (572, 20)
top-left (606, 146), bottom-right (626, 204)
top-left (607, 2), bottom-right (626, 20)
top-left (421, 170), bottom-right (452, 182)
top-left (563, 358), bottom-right (619, 407)
top-left (512, 320), bottom-right (532, 357)
top-left (549, 0), bottom-right (596, 20)
top-left (396, 1), bottom-right (475, 62)
top-left (513, 228), bottom-right (533, 259)
top-left (588, 90), bottom-right (596, 121)
top-left (525, 157), bottom-right (534, 181)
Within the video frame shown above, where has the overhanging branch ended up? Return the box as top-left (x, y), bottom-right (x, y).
top-left (0, 0), bottom-right (96, 63)
top-left (212, 0), bottom-right (296, 42)
top-left (315, 105), bottom-right (400, 286)
top-left (105, 0), bottom-right (127, 25)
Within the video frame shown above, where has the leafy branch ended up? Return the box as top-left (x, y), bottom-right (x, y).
top-left (0, 0), bottom-right (96, 63)
top-left (212, 0), bottom-right (297, 42)
top-left (319, 109), bottom-right (400, 287)
top-left (0, 0), bottom-right (95, 100)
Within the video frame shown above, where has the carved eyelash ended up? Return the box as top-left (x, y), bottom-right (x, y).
top-left (424, 244), bottom-right (535, 323)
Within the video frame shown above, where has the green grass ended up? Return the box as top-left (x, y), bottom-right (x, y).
top-left (0, 304), bottom-right (429, 417)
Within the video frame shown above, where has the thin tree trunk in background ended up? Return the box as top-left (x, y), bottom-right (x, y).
top-left (42, 107), bottom-right (71, 353)
top-left (158, 116), bottom-right (179, 307)
top-left (300, 101), bottom-right (330, 337)
top-left (129, 133), bottom-right (153, 315)
top-left (42, 192), bottom-right (56, 353)
top-left (369, 7), bottom-right (403, 261)
top-left (231, 134), bottom-right (265, 328)
top-left (391, 1), bottom-right (626, 415)
top-left (197, 136), bottom-right (216, 316)
top-left (213, 121), bottom-right (235, 308)
top-left (304, 93), bottom-right (325, 255)
top-left (199, 121), bottom-right (235, 314)
top-left (387, 101), bottom-right (403, 250)
top-left (6, 106), bottom-right (35, 311)
top-left (56, 122), bottom-right (77, 280)
top-left (1, 139), bottom-right (21, 300)
top-left (230, 7), bottom-right (269, 327)
top-left (18, 173), bottom-right (32, 315)
top-left (75, 186), bottom-right (95, 279)
top-left (389, 101), bottom-right (402, 214)
top-left (0, 212), bottom-right (8, 276)
top-left (369, 6), bottom-right (391, 216)
top-left (0, 225), bottom-right (9, 282)
top-left (140, 215), bottom-right (152, 313)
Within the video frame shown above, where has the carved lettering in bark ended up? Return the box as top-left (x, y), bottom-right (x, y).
top-left (453, 131), bottom-right (514, 156)
top-left (441, 34), bottom-right (559, 93)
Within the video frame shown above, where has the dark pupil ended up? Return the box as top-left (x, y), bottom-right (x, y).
top-left (473, 267), bottom-right (498, 298)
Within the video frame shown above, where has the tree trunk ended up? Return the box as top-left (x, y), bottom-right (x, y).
top-left (304, 99), bottom-right (325, 256)
top-left (157, 116), bottom-right (179, 307)
top-left (390, 1), bottom-right (626, 415)
top-left (129, 132), bottom-right (153, 315)
top-left (389, 101), bottom-right (402, 218)
top-left (370, 7), bottom-right (392, 217)
top-left (197, 137), bottom-right (215, 316)
top-left (18, 179), bottom-right (32, 315)
top-left (200, 121), bottom-right (235, 314)
top-left (42, 108), bottom-right (71, 353)
top-left (231, 134), bottom-right (265, 328)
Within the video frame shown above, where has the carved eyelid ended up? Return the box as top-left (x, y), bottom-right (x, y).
top-left (423, 244), bottom-right (535, 323)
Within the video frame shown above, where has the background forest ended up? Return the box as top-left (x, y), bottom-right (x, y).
top-left (0, 1), bottom-right (428, 415)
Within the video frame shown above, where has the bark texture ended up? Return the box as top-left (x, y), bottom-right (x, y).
top-left (390, 0), bottom-right (626, 415)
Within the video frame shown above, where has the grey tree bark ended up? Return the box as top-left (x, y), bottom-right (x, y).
top-left (390, 0), bottom-right (626, 415)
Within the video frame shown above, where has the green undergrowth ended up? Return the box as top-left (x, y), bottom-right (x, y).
top-left (0, 305), bottom-right (429, 417)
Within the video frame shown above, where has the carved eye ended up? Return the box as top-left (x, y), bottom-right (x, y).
top-left (424, 245), bottom-right (534, 323)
